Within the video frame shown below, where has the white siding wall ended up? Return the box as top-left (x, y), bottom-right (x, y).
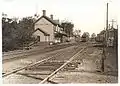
top-left (33, 30), bottom-right (45, 42)
top-left (34, 17), bottom-right (54, 42)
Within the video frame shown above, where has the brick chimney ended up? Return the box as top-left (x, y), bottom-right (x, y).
top-left (42, 10), bottom-right (46, 16)
top-left (50, 14), bottom-right (53, 20)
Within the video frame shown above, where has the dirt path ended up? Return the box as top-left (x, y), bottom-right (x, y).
top-left (51, 45), bottom-right (118, 83)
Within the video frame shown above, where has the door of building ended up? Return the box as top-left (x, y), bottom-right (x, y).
top-left (37, 36), bottom-right (40, 42)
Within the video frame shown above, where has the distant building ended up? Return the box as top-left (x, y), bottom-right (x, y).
top-left (96, 25), bottom-right (118, 47)
top-left (107, 26), bottom-right (118, 47)
top-left (33, 10), bottom-right (67, 43)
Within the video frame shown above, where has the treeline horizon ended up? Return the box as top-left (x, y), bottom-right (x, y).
top-left (2, 16), bottom-right (35, 52)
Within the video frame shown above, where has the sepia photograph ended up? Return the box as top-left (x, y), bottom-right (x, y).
top-left (1, 0), bottom-right (119, 84)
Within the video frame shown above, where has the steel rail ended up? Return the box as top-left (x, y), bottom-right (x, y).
top-left (17, 73), bottom-right (58, 84)
top-left (3, 45), bottom-right (75, 77)
top-left (40, 46), bottom-right (87, 84)
top-left (3, 56), bottom-right (54, 77)
top-left (3, 43), bottom-right (76, 62)
top-left (3, 43), bottom-right (75, 57)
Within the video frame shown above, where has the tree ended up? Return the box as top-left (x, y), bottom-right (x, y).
top-left (82, 32), bottom-right (90, 38)
top-left (2, 16), bottom-right (35, 51)
top-left (61, 21), bottom-right (74, 37)
top-left (73, 29), bottom-right (81, 37)
top-left (2, 17), bottom-right (18, 51)
top-left (91, 33), bottom-right (96, 38)
top-left (73, 29), bottom-right (81, 42)
top-left (17, 16), bottom-right (35, 44)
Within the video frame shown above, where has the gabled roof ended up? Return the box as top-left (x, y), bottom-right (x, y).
top-left (34, 16), bottom-right (63, 28)
top-left (108, 27), bottom-right (116, 32)
top-left (34, 28), bottom-right (50, 36)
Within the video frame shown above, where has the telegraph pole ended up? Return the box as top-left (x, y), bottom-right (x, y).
top-left (34, 3), bottom-right (39, 18)
top-left (101, 2), bottom-right (109, 72)
top-left (106, 3), bottom-right (108, 29)
top-left (110, 19), bottom-right (116, 28)
top-left (106, 3), bottom-right (109, 41)
top-left (101, 27), bottom-right (106, 72)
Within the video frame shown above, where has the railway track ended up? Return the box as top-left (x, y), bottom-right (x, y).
top-left (3, 42), bottom-right (77, 62)
top-left (40, 47), bottom-right (87, 84)
top-left (3, 47), bottom-right (71, 77)
top-left (3, 43), bottom-right (88, 84)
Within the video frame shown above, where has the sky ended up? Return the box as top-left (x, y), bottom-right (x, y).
top-left (1, 0), bottom-right (120, 35)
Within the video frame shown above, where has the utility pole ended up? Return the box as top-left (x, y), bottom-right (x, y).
top-left (34, 3), bottom-right (39, 18)
top-left (110, 19), bottom-right (116, 28)
top-left (101, 27), bottom-right (106, 72)
top-left (101, 2), bottom-right (109, 72)
top-left (106, 3), bottom-right (109, 42)
top-left (117, 25), bottom-right (118, 29)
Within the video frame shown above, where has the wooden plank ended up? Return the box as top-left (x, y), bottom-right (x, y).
top-left (17, 73), bottom-right (58, 84)
top-left (40, 47), bottom-right (87, 84)
top-left (17, 72), bottom-right (51, 75)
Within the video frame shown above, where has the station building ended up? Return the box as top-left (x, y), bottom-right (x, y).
top-left (33, 10), bottom-right (67, 43)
